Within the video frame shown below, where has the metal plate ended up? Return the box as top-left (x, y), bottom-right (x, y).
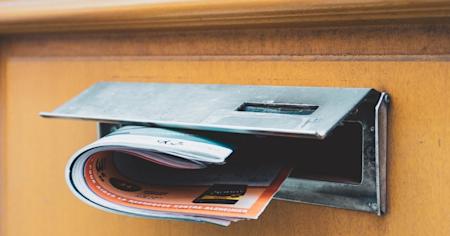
top-left (41, 82), bottom-right (371, 139)
top-left (96, 90), bottom-right (388, 215)
top-left (41, 82), bottom-right (388, 215)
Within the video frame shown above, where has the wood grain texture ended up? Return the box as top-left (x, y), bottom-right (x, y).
top-left (0, 41), bottom-right (6, 236)
top-left (2, 23), bottom-right (450, 57)
top-left (1, 57), bottom-right (449, 236)
top-left (0, 7), bottom-right (449, 235)
top-left (1, 0), bottom-right (450, 33)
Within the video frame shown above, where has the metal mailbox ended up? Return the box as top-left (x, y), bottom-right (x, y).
top-left (41, 82), bottom-right (389, 215)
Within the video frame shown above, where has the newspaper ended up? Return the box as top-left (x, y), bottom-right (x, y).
top-left (66, 126), bottom-right (290, 226)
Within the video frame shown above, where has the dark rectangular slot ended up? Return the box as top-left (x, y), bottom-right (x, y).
top-left (101, 121), bottom-right (362, 184)
top-left (179, 122), bottom-right (362, 184)
top-left (236, 102), bottom-right (318, 115)
top-left (286, 122), bottom-right (363, 183)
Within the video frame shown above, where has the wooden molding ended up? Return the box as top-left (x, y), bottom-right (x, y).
top-left (1, 0), bottom-right (450, 33)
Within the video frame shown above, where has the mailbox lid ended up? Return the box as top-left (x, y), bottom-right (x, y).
top-left (41, 82), bottom-right (373, 139)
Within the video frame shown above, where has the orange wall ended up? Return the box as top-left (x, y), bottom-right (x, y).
top-left (1, 57), bottom-right (449, 235)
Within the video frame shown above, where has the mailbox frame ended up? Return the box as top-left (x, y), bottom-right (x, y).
top-left (41, 82), bottom-right (389, 215)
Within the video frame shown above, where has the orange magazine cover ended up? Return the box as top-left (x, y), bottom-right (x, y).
top-left (84, 152), bottom-right (291, 219)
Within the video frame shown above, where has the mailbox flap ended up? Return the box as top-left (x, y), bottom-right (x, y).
top-left (41, 82), bottom-right (373, 139)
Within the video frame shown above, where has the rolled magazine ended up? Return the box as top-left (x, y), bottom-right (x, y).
top-left (66, 126), bottom-right (290, 226)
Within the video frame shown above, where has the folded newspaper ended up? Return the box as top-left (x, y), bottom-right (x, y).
top-left (66, 126), bottom-right (290, 226)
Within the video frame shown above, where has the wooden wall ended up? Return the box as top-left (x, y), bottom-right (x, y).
top-left (0, 1), bottom-right (449, 236)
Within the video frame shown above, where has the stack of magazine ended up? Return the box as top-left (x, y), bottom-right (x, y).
top-left (66, 126), bottom-right (290, 226)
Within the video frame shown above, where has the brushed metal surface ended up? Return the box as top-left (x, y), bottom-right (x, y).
top-left (41, 82), bottom-right (371, 139)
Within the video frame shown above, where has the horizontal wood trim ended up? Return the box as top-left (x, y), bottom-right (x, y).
top-left (1, 0), bottom-right (450, 33)
top-left (2, 24), bottom-right (449, 57)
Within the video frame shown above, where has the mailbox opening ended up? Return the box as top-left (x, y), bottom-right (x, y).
top-left (103, 121), bottom-right (363, 186)
top-left (42, 82), bottom-right (388, 214)
top-left (286, 122), bottom-right (363, 184)
top-left (187, 122), bottom-right (364, 184)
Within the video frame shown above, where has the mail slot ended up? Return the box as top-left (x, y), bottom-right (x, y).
top-left (41, 82), bottom-right (389, 215)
